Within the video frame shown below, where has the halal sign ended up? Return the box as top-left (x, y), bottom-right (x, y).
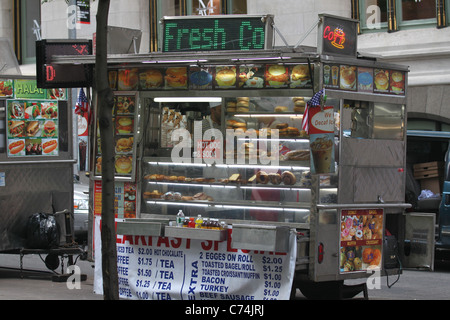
top-left (319, 14), bottom-right (358, 57)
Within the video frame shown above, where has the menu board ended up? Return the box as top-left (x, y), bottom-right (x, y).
top-left (323, 63), bottom-right (405, 96)
top-left (6, 100), bottom-right (59, 157)
top-left (94, 218), bottom-right (297, 300)
top-left (339, 209), bottom-right (383, 273)
top-left (109, 64), bottom-right (313, 91)
top-left (93, 180), bottom-right (136, 218)
top-left (95, 93), bottom-right (137, 177)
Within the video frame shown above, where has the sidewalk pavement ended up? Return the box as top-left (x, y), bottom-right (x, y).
top-left (0, 254), bottom-right (102, 300)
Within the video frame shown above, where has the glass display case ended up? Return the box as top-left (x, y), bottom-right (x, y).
top-left (139, 95), bottom-right (339, 227)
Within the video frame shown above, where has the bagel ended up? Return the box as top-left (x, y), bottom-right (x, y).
top-left (256, 171), bottom-right (269, 184)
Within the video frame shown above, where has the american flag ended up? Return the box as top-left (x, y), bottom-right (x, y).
top-left (301, 89), bottom-right (324, 133)
top-left (75, 88), bottom-right (90, 122)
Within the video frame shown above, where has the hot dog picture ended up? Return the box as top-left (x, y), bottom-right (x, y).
top-left (42, 139), bottom-right (58, 154)
top-left (8, 140), bottom-right (25, 155)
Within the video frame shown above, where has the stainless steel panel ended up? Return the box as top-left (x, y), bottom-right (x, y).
top-left (0, 163), bottom-right (73, 251)
top-left (340, 138), bottom-right (405, 167)
top-left (165, 226), bottom-right (227, 241)
top-left (117, 220), bottom-right (165, 237)
top-left (231, 224), bottom-right (291, 253)
top-left (404, 212), bottom-right (435, 270)
top-left (354, 167), bottom-right (405, 203)
top-left (339, 166), bottom-right (405, 204)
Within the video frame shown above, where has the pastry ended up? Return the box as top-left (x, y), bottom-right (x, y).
top-left (274, 106), bottom-right (288, 112)
top-left (268, 173), bottom-right (282, 185)
top-left (276, 123), bottom-right (288, 129)
top-left (281, 171), bottom-right (296, 185)
top-left (256, 171), bottom-right (269, 184)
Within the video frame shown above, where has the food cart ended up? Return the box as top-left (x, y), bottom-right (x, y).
top-left (0, 75), bottom-right (83, 274)
top-left (54, 14), bottom-right (433, 299)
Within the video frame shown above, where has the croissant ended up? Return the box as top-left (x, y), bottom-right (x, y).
top-left (281, 171), bottom-right (296, 185)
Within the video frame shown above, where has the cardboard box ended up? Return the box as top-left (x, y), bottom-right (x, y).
top-left (420, 177), bottom-right (443, 195)
top-left (414, 161), bottom-right (443, 180)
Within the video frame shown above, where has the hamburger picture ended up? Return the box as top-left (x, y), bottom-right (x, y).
top-left (215, 67), bottom-right (236, 87)
top-left (165, 67), bottom-right (188, 88)
top-left (140, 69), bottom-right (163, 89)
top-left (115, 155), bottom-right (132, 174)
top-left (390, 71), bottom-right (404, 94)
top-left (290, 64), bottom-right (311, 88)
top-left (265, 65), bottom-right (289, 87)
top-left (115, 137), bottom-right (133, 153)
top-left (43, 120), bottom-right (57, 137)
top-left (374, 70), bottom-right (389, 91)
top-left (116, 117), bottom-right (133, 134)
top-left (26, 121), bottom-right (40, 137)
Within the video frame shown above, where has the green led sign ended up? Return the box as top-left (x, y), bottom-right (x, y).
top-left (162, 15), bottom-right (273, 52)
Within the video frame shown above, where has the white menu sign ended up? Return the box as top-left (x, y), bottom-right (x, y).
top-left (94, 217), bottom-right (297, 300)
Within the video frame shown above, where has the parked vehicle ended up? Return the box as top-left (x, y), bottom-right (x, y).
top-left (73, 175), bottom-right (89, 243)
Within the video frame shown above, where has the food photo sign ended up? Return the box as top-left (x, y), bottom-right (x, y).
top-left (339, 209), bottom-right (384, 273)
top-left (323, 63), bottom-right (405, 96)
top-left (94, 93), bottom-right (137, 178)
top-left (5, 79), bottom-right (64, 158)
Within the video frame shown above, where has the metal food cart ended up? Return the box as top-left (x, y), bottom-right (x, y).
top-left (54, 14), bottom-right (433, 299)
top-left (0, 75), bottom-right (83, 275)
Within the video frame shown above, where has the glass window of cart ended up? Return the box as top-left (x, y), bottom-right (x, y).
top-left (141, 96), bottom-right (316, 224)
top-left (341, 100), bottom-right (405, 140)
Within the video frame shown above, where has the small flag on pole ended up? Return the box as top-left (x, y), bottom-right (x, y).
top-left (301, 89), bottom-right (325, 133)
top-left (75, 88), bottom-right (90, 123)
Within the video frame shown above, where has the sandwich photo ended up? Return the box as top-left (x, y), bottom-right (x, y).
top-left (8, 120), bottom-right (25, 137)
top-left (390, 71), bottom-right (404, 94)
top-left (374, 70), bottom-right (389, 91)
top-left (26, 121), bottom-right (40, 137)
top-left (290, 64), bottom-right (311, 88)
top-left (115, 155), bottom-right (132, 174)
top-left (165, 67), bottom-right (188, 88)
top-left (265, 65), bottom-right (288, 87)
top-left (215, 67), bottom-right (236, 87)
top-left (139, 69), bottom-right (163, 89)
top-left (116, 117), bottom-right (134, 134)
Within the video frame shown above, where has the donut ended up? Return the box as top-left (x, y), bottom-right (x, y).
top-left (256, 171), bottom-right (269, 184)
top-left (268, 173), bottom-right (282, 185)
top-left (281, 171), bottom-right (296, 185)
top-left (370, 249), bottom-right (382, 266)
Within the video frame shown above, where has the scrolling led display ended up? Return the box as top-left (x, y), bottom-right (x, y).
top-left (36, 40), bottom-right (93, 88)
top-left (162, 16), bottom-right (270, 52)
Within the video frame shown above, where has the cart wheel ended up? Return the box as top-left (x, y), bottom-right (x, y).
top-left (45, 253), bottom-right (60, 271)
top-left (298, 280), bottom-right (344, 300)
